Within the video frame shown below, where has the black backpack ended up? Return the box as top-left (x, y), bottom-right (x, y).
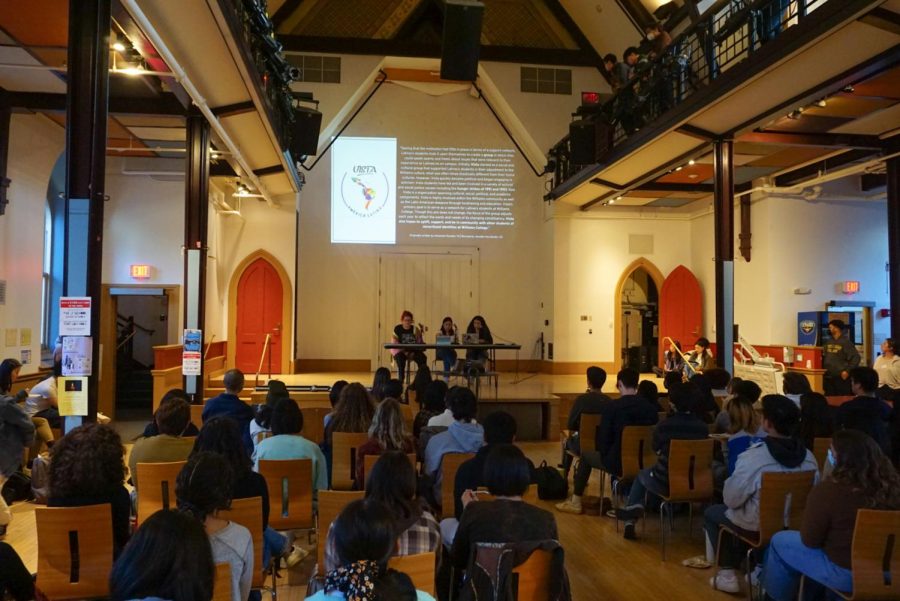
top-left (534, 460), bottom-right (568, 500)
top-left (1, 470), bottom-right (35, 504)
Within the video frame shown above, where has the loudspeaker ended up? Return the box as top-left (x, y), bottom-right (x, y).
top-left (569, 119), bottom-right (612, 165)
top-left (440, 0), bottom-right (484, 81)
top-left (291, 106), bottom-right (323, 157)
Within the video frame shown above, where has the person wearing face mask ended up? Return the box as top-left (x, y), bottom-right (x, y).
top-left (644, 22), bottom-right (672, 58)
top-left (822, 319), bottom-right (860, 396)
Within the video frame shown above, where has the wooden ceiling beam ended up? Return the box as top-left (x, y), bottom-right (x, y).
top-left (5, 91), bottom-right (186, 115)
top-left (740, 130), bottom-right (884, 150)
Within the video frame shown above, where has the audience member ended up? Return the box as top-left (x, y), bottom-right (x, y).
top-left (723, 395), bottom-right (764, 477)
top-left (781, 371), bottom-right (811, 406)
top-left (762, 429), bottom-right (900, 600)
top-left (0, 358), bottom-right (27, 402)
top-left (645, 22), bottom-right (672, 57)
top-left (798, 392), bottom-right (834, 451)
top-left (874, 338), bottom-right (900, 401)
top-left (48, 423), bottom-right (131, 555)
top-left (704, 395), bottom-right (818, 593)
top-left (249, 380), bottom-right (290, 450)
top-left (129, 395), bottom-right (194, 489)
top-left (141, 388), bottom-right (200, 438)
top-left (823, 320), bottom-right (860, 395)
top-left (705, 368), bottom-right (731, 398)
top-left (426, 382), bottom-right (458, 428)
top-left (0, 390), bottom-right (34, 480)
top-left (201, 369), bottom-right (254, 454)
top-left (324, 379), bottom-right (349, 432)
top-left (356, 398), bottom-right (415, 487)
top-left (835, 367), bottom-right (892, 455)
top-left (371, 367), bottom-right (391, 403)
top-left (602, 53), bottom-right (622, 91)
top-left (407, 365), bottom-right (432, 405)
top-left (688, 373), bottom-right (720, 423)
top-left (309, 498), bottom-right (432, 601)
top-left (177, 451), bottom-right (253, 601)
top-left (713, 379), bottom-right (762, 433)
top-left (424, 386), bottom-right (484, 507)
top-left (616, 382), bottom-right (709, 539)
top-left (557, 368), bottom-right (658, 515)
top-left (637, 379), bottom-right (660, 411)
top-left (561, 366), bottom-right (610, 478)
top-left (383, 379), bottom-right (404, 403)
top-left (616, 47), bottom-right (639, 84)
top-left (323, 383), bottom-right (376, 485)
top-left (413, 380), bottom-right (448, 439)
top-left (109, 509), bottom-right (214, 601)
top-left (24, 358), bottom-right (62, 429)
top-left (0, 542), bottom-right (33, 601)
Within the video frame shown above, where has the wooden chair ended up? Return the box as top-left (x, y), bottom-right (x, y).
top-left (655, 438), bottom-right (714, 560)
top-left (440, 452), bottom-right (476, 518)
top-left (258, 458), bottom-right (314, 530)
top-left (715, 470), bottom-right (816, 598)
top-left (135, 460), bottom-right (187, 526)
top-left (800, 508), bottom-right (900, 600)
top-left (389, 551), bottom-right (437, 596)
top-left (400, 402), bottom-right (415, 432)
top-left (475, 484), bottom-right (538, 505)
top-left (362, 452), bottom-right (417, 489)
top-left (218, 497), bottom-right (273, 596)
top-left (812, 437), bottom-right (832, 472)
top-left (611, 425), bottom-right (656, 507)
top-left (35, 504), bottom-right (113, 600)
top-left (299, 405), bottom-right (329, 446)
top-left (315, 490), bottom-right (365, 574)
top-left (190, 404), bottom-right (204, 430)
top-left (513, 549), bottom-right (552, 601)
top-left (212, 562), bottom-right (233, 601)
top-left (331, 431), bottom-right (369, 490)
top-left (565, 413), bottom-right (605, 496)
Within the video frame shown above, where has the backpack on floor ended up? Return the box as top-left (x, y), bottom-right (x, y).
top-left (1, 470), bottom-right (34, 504)
top-left (534, 460), bottom-right (568, 500)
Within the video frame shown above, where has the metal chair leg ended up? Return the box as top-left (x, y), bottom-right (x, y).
top-left (659, 501), bottom-right (668, 561)
top-left (712, 527), bottom-right (726, 590)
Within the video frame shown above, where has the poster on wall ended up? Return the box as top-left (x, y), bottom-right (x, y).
top-left (58, 377), bottom-right (88, 416)
top-left (20, 349), bottom-right (31, 365)
top-left (62, 336), bottom-right (93, 376)
top-left (59, 297), bottom-right (92, 336)
top-left (183, 329), bottom-right (202, 376)
top-left (20, 328), bottom-right (31, 346)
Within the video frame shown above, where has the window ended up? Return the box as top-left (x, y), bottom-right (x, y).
top-left (520, 67), bottom-right (572, 95)
top-left (286, 55), bottom-right (341, 83)
top-left (41, 203), bottom-right (52, 348)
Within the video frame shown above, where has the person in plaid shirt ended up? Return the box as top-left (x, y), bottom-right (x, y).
top-left (324, 451), bottom-right (440, 572)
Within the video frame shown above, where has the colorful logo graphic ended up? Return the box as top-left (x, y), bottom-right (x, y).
top-left (341, 166), bottom-right (390, 218)
top-left (799, 320), bottom-right (816, 335)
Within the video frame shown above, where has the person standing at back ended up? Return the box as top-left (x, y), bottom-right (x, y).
top-left (560, 366), bottom-right (611, 479)
top-left (202, 369), bottom-right (254, 454)
top-left (873, 338), bottom-right (900, 401)
top-left (822, 320), bottom-right (860, 396)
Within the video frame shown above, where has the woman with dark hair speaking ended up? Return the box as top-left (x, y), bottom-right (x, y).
top-left (391, 310), bottom-right (426, 383)
top-left (464, 315), bottom-right (493, 369)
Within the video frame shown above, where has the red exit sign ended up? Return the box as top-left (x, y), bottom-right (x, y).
top-left (130, 264), bottom-right (152, 279)
top-left (841, 280), bottom-right (860, 294)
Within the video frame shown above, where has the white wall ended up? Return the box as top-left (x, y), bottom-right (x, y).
top-left (0, 115), bottom-right (64, 374)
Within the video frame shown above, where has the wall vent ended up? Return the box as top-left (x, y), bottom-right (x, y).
top-left (628, 234), bottom-right (653, 255)
top-left (0, 279), bottom-right (6, 305)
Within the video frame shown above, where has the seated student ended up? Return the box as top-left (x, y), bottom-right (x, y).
top-left (424, 386), bottom-right (484, 507)
top-left (413, 380), bottom-right (448, 440)
top-left (324, 380), bottom-right (349, 433)
top-left (0, 542), bottom-right (33, 601)
top-left (561, 367), bottom-right (611, 478)
top-left (722, 395), bottom-right (764, 478)
top-left (0, 390), bottom-right (35, 482)
top-left (713, 380), bottom-right (762, 434)
top-left (249, 380), bottom-right (290, 451)
top-left (254, 398), bottom-right (328, 503)
top-left (781, 371), bottom-right (812, 406)
top-left (24, 358), bottom-right (62, 429)
top-left (371, 367), bottom-right (391, 403)
top-left (798, 392), bottom-right (834, 452)
top-left (557, 368), bottom-right (658, 515)
top-left (383, 379), bottom-right (404, 403)
top-left (637, 379), bottom-right (661, 411)
top-left (196, 415), bottom-right (306, 568)
top-left (426, 386), bottom-right (456, 429)
top-left (704, 395), bottom-right (818, 593)
top-left (834, 367), bottom-right (892, 455)
top-left (762, 429), bottom-right (900, 600)
top-left (453, 411), bottom-right (536, 520)
top-left (141, 388), bottom-right (200, 438)
top-left (355, 398), bottom-right (415, 487)
top-left (705, 368), bottom-right (731, 398)
top-left (202, 369), bottom-right (255, 454)
top-left (48, 423), bottom-right (131, 556)
top-left (308, 498), bottom-right (433, 601)
top-left (109, 509), bottom-right (214, 601)
top-left (616, 382), bottom-right (710, 539)
top-left (177, 452), bottom-right (253, 601)
top-left (326, 451), bottom-right (440, 572)
top-left (323, 383), bottom-right (375, 485)
top-left (450, 445), bottom-right (558, 571)
top-left (689, 373), bottom-right (722, 423)
top-left (129, 396), bottom-right (195, 489)
top-left (406, 365), bottom-right (432, 405)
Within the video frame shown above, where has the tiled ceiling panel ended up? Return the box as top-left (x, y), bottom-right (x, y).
top-left (802, 94), bottom-right (897, 119)
top-left (0, 46), bottom-right (65, 92)
top-left (657, 163), bottom-right (714, 184)
top-left (748, 146), bottom-right (834, 167)
top-left (0, 0), bottom-right (68, 46)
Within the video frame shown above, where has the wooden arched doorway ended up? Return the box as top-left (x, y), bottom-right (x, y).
top-left (614, 258), bottom-right (665, 372)
top-left (228, 251), bottom-right (293, 376)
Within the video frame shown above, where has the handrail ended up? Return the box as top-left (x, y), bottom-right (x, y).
top-left (255, 333), bottom-right (271, 383)
top-left (117, 330), bottom-right (138, 351)
top-left (116, 313), bottom-right (155, 335)
top-left (203, 334), bottom-right (217, 361)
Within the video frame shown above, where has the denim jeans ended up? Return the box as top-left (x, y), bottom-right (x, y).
top-left (762, 530), bottom-right (852, 601)
top-left (263, 526), bottom-right (287, 566)
top-left (704, 504), bottom-right (758, 569)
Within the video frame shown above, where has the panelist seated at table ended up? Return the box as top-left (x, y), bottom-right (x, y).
top-left (435, 316), bottom-right (459, 377)
top-left (391, 310), bottom-right (426, 382)
top-left (464, 315), bottom-right (494, 368)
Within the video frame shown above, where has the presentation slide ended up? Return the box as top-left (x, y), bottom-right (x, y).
top-left (331, 137), bottom-right (516, 244)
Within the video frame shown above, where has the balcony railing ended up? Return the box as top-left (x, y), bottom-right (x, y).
top-left (548, 0), bottom-right (831, 191)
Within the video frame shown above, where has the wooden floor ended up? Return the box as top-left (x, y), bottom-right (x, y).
top-left (5, 434), bottom-right (735, 600)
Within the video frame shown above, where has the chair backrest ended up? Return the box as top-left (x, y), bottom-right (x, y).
top-left (812, 437), bottom-right (832, 473)
top-left (619, 425), bottom-right (656, 479)
top-left (388, 551), bottom-right (436, 596)
top-left (212, 563), bottom-right (233, 601)
top-left (135, 460), bottom-right (187, 525)
top-left (258, 458), bottom-right (314, 530)
top-left (300, 405), bottom-right (330, 445)
top-left (35, 504), bottom-right (113, 600)
top-left (665, 438), bottom-right (714, 501)
top-left (513, 549), bottom-right (552, 601)
top-left (190, 404), bottom-right (204, 430)
top-left (475, 484), bottom-right (538, 505)
top-left (440, 452), bottom-right (476, 517)
top-left (316, 490), bottom-right (366, 573)
top-left (579, 413), bottom-right (602, 453)
top-left (218, 497), bottom-right (266, 588)
top-left (757, 470), bottom-right (817, 546)
top-left (400, 402), bottom-right (415, 432)
top-left (363, 452), bottom-right (417, 489)
top-left (332, 431), bottom-right (370, 490)
top-left (849, 509), bottom-right (900, 599)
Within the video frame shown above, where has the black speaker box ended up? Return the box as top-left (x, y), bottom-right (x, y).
top-left (440, 0), bottom-right (484, 81)
top-left (569, 119), bottom-right (612, 165)
top-left (291, 106), bottom-right (323, 157)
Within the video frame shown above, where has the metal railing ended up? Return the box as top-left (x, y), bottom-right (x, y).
top-left (548, 0), bottom-right (831, 190)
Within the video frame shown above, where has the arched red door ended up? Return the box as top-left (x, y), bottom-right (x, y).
top-left (658, 265), bottom-right (703, 366)
top-left (235, 258), bottom-right (283, 374)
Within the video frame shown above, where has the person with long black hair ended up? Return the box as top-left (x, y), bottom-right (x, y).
top-left (435, 316), bottom-right (459, 378)
top-left (0, 359), bottom-right (27, 402)
top-left (464, 315), bottom-right (493, 368)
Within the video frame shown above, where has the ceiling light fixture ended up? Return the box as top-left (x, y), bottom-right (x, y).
top-left (816, 99), bottom-right (827, 108)
top-left (688, 159), bottom-right (695, 166)
top-left (112, 41), bottom-right (126, 52)
top-left (675, 165), bottom-right (683, 171)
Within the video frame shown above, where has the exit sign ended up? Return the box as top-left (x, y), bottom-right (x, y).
top-left (841, 280), bottom-right (860, 294)
top-left (130, 264), bottom-right (152, 279)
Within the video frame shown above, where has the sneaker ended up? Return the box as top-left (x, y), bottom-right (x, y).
top-left (623, 522), bottom-right (637, 540)
top-left (746, 565), bottom-right (761, 588)
top-left (284, 545), bottom-right (309, 568)
top-left (615, 505), bottom-right (645, 521)
top-left (710, 571), bottom-right (741, 594)
top-left (555, 499), bottom-right (583, 514)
